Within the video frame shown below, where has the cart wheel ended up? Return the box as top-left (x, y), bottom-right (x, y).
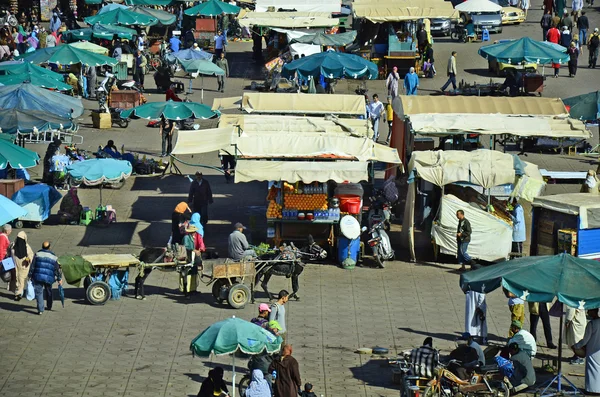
top-left (150, 58), bottom-right (162, 71)
top-left (118, 119), bottom-right (129, 128)
top-left (13, 220), bottom-right (23, 229)
top-left (212, 279), bottom-right (227, 303)
top-left (238, 374), bottom-right (251, 397)
top-left (34, 222), bottom-right (42, 229)
top-left (227, 284), bottom-right (251, 309)
top-left (86, 281), bottom-right (111, 305)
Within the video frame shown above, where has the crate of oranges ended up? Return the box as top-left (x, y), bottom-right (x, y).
top-left (284, 194), bottom-right (328, 211)
top-left (267, 200), bottom-right (282, 219)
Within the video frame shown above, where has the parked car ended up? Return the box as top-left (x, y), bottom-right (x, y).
top-left (430, 18), bottom-right (452, 36)
top-left (491, 0), bottom-right (526, 24)
top-left (461, 11), bottom-right (503, 33)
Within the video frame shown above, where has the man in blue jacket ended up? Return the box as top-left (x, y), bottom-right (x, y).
top-left (29, 241), bottom-right (62, 315)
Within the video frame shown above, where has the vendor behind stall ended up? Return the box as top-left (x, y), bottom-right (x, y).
top-left (58, 187), bottom-right (83, 224)
top-left (103, 140), bottom-right (136, 165)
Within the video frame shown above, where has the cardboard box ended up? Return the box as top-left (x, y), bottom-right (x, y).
top-left (91, 112), bottom-right (111, 129)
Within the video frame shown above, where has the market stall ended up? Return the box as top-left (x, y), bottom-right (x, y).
top-left (171, 118), bottom-right (401, 247)
top-left (390, 95), bottom-right (591, 166)
top-left (239, 92), bottom-right (367, 116)
top-left (531, 193), bottom-right (600, 260)
top-left (400, 149), bottom-right (545, 262)
top-left (352, 0), bottom-right (459, 75)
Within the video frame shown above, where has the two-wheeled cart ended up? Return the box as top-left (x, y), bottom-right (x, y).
top-left (202, 259), bottom-right (256, 309)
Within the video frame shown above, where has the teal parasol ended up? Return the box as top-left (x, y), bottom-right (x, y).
top-left (184, 0), bottom-right (241, 17)
top-left (120, 100), bottom-right (220, 120)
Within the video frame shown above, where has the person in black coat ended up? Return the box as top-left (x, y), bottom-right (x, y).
top-left (188, 172), bottom-right (213, 227)
top-left (42, 138), bottom-right (62, 183)
top-left (198, 367), bottom-right (228, 397)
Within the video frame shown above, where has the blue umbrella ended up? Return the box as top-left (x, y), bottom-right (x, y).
top-left (58, 284), bottom-right (65, 308)
top-left (167, 48), bottom-right (213, 63)
top-left (0, 195), bottom-right (27, 225)
top-left (282, 49), bottom-right (379, 80)
top-left (66, 159), bottom-right (132, 205)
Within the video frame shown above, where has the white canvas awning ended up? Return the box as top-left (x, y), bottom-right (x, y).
top-left (235, 160), bottom-right (368, 183)
top-left (212, 96), bottom-right (242, 111)
top-left (239, 12), bottom-right (338, 28)
top-left (172, 127), bottom-right (401, 163)
top-left (408, 149), bottom-right (543, 189)
top-left (353, 1), bottom-right (459, 22)
top-left (455, 0), bottom-right (502, 13)
top-left (242, 92), bottom-right (366, 116)
top-left (255, 0), bottom-right (340, 13)
top-left (409, 114), bottom-right (591, 138)
top-left (532, 193), bottom-right (600, 229)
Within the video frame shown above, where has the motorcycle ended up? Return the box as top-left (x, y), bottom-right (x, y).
top-left (108, 108), bottom-right (129, 128)
top-left (450, 23), bottom-right (467, 43)
top-left (367, 191), bottom-right (393, 232)
top-left (424, 359), bottom-right (510, 397)
top-left (363, 221), bottom-right (394, 268)
top-left (0, 10), bottom-right (17, 27)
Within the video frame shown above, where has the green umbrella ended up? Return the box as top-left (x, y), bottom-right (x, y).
top-left (18, 45), bottom-right (118, 66)
top-left (190, 317), bottom-right (283, 397)
top-left (64, 23), bottom-right (138, 42)
top-left (128, 5), bottom-right (176, 25)
top-left (478, 37), bottom-right (569, 65)
top-left (184, 0), bottom-right (240, 17)
top-left (460, 253), bottom-right (600, 395)
top-left (0, 138), bottom-right (40, 169)
top-left (564, 91), bottom-right (600, 121)
top-left (84, 7), bottom-right (158, 26)
top-left (290, 31), bottom-right (357, 46)
top-left (69, 41), bottom-right (109, 56)
top-left (177, 59), bottom-right (225, 104)
top-left (121, 100), bottom-right (220, 120)
top-left (0, 72), bottom-right (72, 91)
top-left (125, 0), bottom-right (173, 5)
top-left (0, 62), bottom-right (64, 81)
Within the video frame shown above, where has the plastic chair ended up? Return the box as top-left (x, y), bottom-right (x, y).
top-left (482, 29), bottom-right (490, 42)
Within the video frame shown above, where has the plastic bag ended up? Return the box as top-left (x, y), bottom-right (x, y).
top-left (25, 280), bottom-right (35, 301)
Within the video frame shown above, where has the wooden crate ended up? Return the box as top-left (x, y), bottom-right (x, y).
top-left (213, 261), bottom-right (255, 278)
top-left (109, 90), bottom-right (141, 109)
top-left (91, 112), bottom-right (111, 129)
top-left (0, 179), bottom-right (24, 198)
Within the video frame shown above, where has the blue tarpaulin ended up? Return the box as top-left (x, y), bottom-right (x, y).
top-left (12, 184), bottom-right (62, 221)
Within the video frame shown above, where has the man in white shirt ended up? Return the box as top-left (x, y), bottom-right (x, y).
top-left (214, 30), bottom-right (226, 58)
top-left (509, 320), bottom-right (537, 358)
top-left (367, 94), bottom-right (384, 142)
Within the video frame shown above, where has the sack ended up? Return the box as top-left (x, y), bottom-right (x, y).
top-left (495, 356), bottom-right (514, 378)
top-left (25, 280), bottom-right (35, 301)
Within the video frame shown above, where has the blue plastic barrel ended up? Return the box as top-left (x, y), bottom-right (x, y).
top-left (338, 236), bottom-right (360, 266)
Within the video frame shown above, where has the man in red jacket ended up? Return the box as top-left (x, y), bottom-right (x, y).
top-left (0, 224), bottom-right (11, 261)
top-left (546, 25), bottom-right (560, 43)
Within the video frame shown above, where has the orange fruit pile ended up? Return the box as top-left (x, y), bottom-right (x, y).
top-left (267, 200), bottom-right (282, 218)
top-left (284, 194), bottom-right (328, 211)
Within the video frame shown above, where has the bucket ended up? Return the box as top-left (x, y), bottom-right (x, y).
top-left (338, 236), bottom-right (360, 268)
top-left (336, 195), bottom-right (361, 214)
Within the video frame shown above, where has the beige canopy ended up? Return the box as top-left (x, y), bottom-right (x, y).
top-left (234, 160), bottom-right (369, 183)
top-left (395, 95), bottom-right (569, 116)
top-left (239, 11), bottom-right (338, 28)
top-left (408, 149), bottom-right (543, 189)
top-left (409, 114), bottom-right (590, 138)
top-left (172, 127), bottom-right (401, 163)
top-left (242, 92), bottom-right (366, 116)
top-left (212, 96), bottom-right (242, 111)
top-left (353, 0), bottom-right (459, 22)
top-left (219, 114), bottom-right (373, 138)
top-left (532, 193), bottom-right (600, 229)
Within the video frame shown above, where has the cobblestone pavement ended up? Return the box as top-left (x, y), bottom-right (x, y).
top-left (0, 0), bottom-right (598, 395)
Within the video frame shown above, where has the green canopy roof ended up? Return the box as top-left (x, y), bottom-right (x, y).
top-left (184, 0), bottom-right (240, 17)
top-left (564, 91), bottom-right (600, 121)
top-left (128, 5), bottom-right (176, 26)
top-left (178, 59), bottom-right (224, 76)
top-left (478, 37), bottom-right (570, 65)
top-left (121, 100), bottom-right (220, 120)
top-left (290, 31), bottom-right (357, 46)
top-left (125, 0), bottom-right (173, 5)
top-left (64, 23), bottom-right (137, 42)
top-left (17, 45), bottom-right (118, 66)
top-left (460, 253), bottom-right (600, 309)
top-left (0, 62), bottom-right (64, 81)
top-left (0, 72), bottom-right (72, 91)
top-left (84, 7), bottom-right (158, 26)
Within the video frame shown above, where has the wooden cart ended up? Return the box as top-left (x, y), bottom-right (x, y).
top-left (202, 260), bottom-right (256, 309)
top-left (81, 254), bottom-right (140, 305)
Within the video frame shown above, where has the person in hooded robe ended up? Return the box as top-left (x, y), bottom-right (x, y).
top-left (581, 170), bottom-right (599, 194)
top-left (245, 369), bottom-right (272, 397)
top-left (10, 231), bottom-right (34, 300)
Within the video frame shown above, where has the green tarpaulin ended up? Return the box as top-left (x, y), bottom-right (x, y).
top-left (564, 91), bottom-right (600, 121)
top-left (58, 255), bottom-right (95, 286)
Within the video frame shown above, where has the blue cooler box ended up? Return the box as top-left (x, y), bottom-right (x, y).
top-left (338, 236), bottom-right (360, 267)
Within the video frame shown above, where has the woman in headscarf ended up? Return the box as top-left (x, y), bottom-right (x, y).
top-left (188, 212), bottom-right (204, 237)
top-left (10, 231), bottom-right (34, 300)
top-left (58, 187), bottom-right (83, 223)
top-left (172, 202), bottom-right (191, 244)
top-left (581, 170), bottom-right (599, 194)
top-left (245, 369), bottom-right (272, 397)
top-left (198, 367), bottom-right (229, 397)
top-left (181, 218), bottom-right (205, 299)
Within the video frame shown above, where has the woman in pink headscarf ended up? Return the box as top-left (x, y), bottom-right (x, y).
top-left (386, 66), bottom-right (400, 98)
